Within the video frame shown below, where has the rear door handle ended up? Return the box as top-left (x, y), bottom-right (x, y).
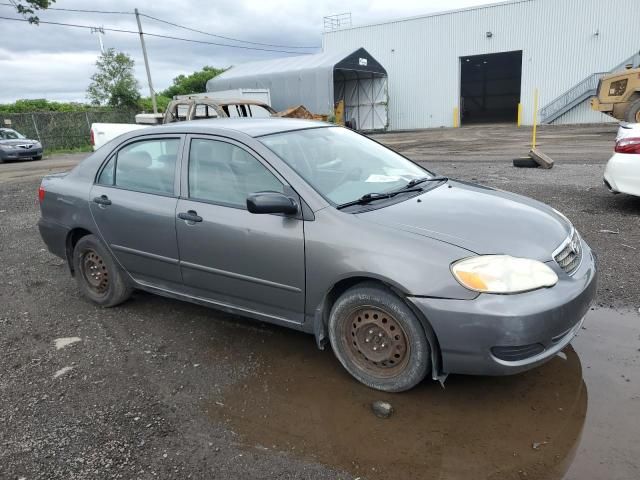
top-left (93, 195), bottom-right (112, 206)
top-left (178, 210), bottom-right (203, 223)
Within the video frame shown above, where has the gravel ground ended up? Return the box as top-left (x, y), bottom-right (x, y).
top-left (0, 124), bottom-right (638, 480)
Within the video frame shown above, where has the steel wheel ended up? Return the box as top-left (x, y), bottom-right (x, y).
top-left (80, 249), bottom-right (109, 295)
top-left (343, 306), bottom-right (411, 378)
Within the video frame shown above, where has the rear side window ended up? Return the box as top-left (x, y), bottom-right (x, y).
top-left (188, 138), bottom-right (283, 208)
top-left (97, 156), bottom-right (115, 185)
top-left (99, 139), bottom-right (180, 195)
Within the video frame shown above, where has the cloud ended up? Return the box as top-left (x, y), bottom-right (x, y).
top-left (0, 0), bottom-right (493, 103)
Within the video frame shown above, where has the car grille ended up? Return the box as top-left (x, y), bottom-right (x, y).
top-left (554, 230), bottom-right (582, 275)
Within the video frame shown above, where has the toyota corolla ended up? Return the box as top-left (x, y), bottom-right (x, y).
top-left (38, 119), bottom-right (597, 392)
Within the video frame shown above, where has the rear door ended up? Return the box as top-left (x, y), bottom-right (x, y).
top-left (89, 135), bottom-right (183, 289)
top-left (175, 136), bottom-right (306, 324)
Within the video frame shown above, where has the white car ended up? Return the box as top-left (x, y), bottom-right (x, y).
top-left (604, 123), bottom-right (640, 197)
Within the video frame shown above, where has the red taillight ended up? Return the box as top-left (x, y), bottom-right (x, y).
top-left (90, 128), bottom-right (95, 146)
top-left (615, 137), bottom-right (640, 154)
top-left (38, 185), bottom-right (45, 204)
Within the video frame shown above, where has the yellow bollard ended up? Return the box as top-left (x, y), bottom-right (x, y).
top-left (453, 107), bottom-right (459, 128)
top-left (532, 89), bottom-right (539, 149)
top-left (517, 103), bottom-right (523, 128)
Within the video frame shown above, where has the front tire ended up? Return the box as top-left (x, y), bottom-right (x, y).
top-left (623, 96), bottom-right (640, 123)
top-left (328, 282), bottom-right (431, 392)
top-left (72, 234), bottom-right (132, 307)
top-left (33, 155), bottom-right (43, 160)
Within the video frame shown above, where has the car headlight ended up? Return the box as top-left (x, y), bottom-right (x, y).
top-left (451, 255), bottom-right (558, 294)
top-left (0, 144), bottom-right (14, 151)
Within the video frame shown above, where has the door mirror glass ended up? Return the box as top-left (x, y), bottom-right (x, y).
top-left (247, 192), bottom-right (298, 215)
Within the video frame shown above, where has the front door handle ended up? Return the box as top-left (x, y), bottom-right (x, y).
top-left (178, 210), bottom-right (203, 223)
top-left (93, 195), bottom-right (112, 206)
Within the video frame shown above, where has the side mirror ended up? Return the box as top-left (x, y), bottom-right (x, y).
top-left (246, 192), bottom-right (298, 215)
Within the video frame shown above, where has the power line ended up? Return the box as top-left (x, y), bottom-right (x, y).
top-left (0, 3), bottom-right (320, 49)
top-left (139, 13), bottom-right (318, 49)
top-left (0, 15), bottom-right (314, 54)
top-left (0, 2), bottom-right (131, 15)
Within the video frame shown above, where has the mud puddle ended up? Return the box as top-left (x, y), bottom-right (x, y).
top-left (206, 309), bottom-right (639, 479)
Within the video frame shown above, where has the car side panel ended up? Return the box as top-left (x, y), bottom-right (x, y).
top-left (89, 185), bottom-right (182, 288)
top-left (38, 172), bottom-right (95, 260)
top-left (176, 199), bottom-right (306, 324)
top-left (303, 208), bottom-right (478, 326)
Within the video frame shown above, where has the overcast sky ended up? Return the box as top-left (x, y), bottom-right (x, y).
top-left (0, 0), bottom-right (495, 104)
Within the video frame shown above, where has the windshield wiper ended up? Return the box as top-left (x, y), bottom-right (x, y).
top-left (336, 188), bottom-right (424, 210)
top-left (402, 176), bottom-right (449, 189)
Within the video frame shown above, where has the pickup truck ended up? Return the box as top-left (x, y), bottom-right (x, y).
top-left (90, 97), bottom-right (277, 150)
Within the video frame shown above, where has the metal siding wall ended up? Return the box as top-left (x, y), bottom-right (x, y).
top-left (323, 0), bottom-right (640, 130)
top-left (551, 99), bottom-right (615, 125)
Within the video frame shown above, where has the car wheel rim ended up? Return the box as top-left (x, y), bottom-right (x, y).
top-left (344, 307), bottom-right (410, 378)
top-left (81, 250), bottom-right (109, 295)
top-left (636, 110), bottom-right (640, 123)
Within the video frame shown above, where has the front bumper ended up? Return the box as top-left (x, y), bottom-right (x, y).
top-left (0, 147), bottom-right (43, 160)
top-left (409, 239), bottom-right (597, 376)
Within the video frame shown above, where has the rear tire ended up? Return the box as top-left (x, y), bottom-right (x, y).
top-left (328, 282), bottom-right (431, 392)
top-left (623, 96), bottom-right (640, 123)
top-left (72, 234), bottom-right (132, 307)
top-left (513, 158), bottom-right (539, 168)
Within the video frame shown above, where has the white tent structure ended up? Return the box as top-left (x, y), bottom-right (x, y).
top-left (207, 48), bottom-right (389, 131)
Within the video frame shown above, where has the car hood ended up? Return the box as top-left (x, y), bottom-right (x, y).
top-left (356, 180), bottom-right (572, 261)
top-left (0, 139), bottom-right (38, 146)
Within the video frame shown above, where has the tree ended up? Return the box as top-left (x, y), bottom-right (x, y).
top-left (12, 0), bottom-right (55, 24)
top-left (87, 49), bottom-right (141, 109)
top-left (161, 66), bottom-right (226, 98)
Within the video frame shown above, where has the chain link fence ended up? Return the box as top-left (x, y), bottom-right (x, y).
top-left (1, 110), bottom-right (137, 151)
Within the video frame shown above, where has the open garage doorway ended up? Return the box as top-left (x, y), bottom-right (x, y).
top-left (460, 51), bottom-right (522, 125)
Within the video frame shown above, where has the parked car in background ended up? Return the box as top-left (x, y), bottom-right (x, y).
top-left (90, 97), bottom-right (277, 151)
top-left (604, 123), bottom-right (640, 197)
top-left (39, 118), bottom-right (597, 392)
top-left (0, 128), bottom-right (43, 162)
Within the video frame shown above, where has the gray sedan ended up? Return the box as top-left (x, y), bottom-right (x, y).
top-left (0, 128), bottom-right (43, 162)
top-left (38, 119), bottom-right (597, 392)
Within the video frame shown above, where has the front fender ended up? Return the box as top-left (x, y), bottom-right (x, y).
top-left (304, 209), bottom-right (478, 320)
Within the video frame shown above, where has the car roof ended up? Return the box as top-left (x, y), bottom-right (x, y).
top-left (153, 117), bottom-right (332, 138)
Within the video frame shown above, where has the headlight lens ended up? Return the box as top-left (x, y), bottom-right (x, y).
top-left (451, 255), bottom-right (558, 294)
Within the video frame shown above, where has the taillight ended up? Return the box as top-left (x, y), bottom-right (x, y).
top-left (90, 128), bottom-right (95, 146)
top-left (38, 185), bottom-right (45, 203)
top-left (615, 137), bottom-right (640, 154)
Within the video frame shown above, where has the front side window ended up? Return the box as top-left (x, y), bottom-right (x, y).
top-left (101, 138), bottom-right (179, 195)
top-left (259, 127), bottom-right (429, 206)
top-left (188, 139), bottom-right (284, 208)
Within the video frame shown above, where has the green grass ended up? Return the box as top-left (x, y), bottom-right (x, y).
top-left (44, 145), bottom-right (93, 156)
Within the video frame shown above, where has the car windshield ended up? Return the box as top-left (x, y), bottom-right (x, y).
top-left (0, 129), bottom-right (25, 140)
top-left (259, 127), bottom-right (431, 206)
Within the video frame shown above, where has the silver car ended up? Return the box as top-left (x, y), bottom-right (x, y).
top-left (0, 128), bottom-right (43, 162)
top-left (38, 119), bottom-right (597, 392)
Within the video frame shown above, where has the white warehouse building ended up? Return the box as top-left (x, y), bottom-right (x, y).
top-left (322, 0), bottom-right (640, 130)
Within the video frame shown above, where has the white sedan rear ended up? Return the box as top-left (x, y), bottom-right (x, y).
top-left (604, 123), bottom-right (640, 197)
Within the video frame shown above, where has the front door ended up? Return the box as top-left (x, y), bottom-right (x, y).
top-left (90, 136), bottom-right (183, 289)
top-left (175, 137), bottom-right (306, 324)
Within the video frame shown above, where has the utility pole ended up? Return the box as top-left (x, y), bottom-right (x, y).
top-left (90, 26), bottom-right (105, 54)
top-left (135, 8), bottom-right (158, 114)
